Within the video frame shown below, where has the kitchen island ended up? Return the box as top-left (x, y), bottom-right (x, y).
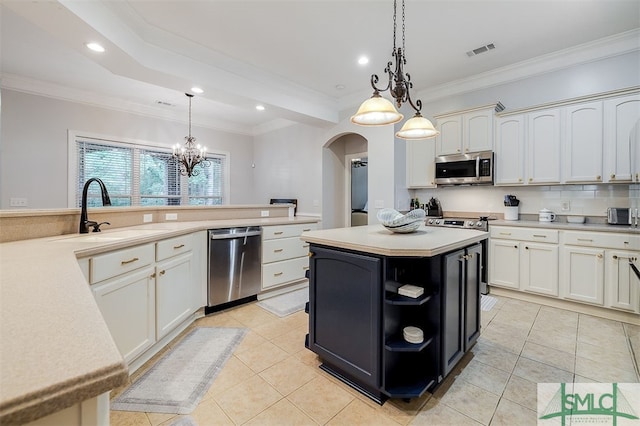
top-left (301, 224), bottom-right (488, 404)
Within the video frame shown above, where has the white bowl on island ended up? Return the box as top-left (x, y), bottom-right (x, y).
top-left (377, 208), bottom-right (426, 233)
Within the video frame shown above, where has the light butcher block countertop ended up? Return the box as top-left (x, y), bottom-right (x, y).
top-left (301, 224), bottom-right (488, 257)
top-left (0, 216), bottom-right (319, 424)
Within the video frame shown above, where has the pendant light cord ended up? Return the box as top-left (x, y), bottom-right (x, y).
top-left (188, 95), bottom-right (192, 139)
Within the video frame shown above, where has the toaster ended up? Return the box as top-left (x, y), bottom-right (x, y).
top-left (607, 207), bottom-right (632, 225)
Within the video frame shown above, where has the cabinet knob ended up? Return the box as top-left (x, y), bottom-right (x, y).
top-left (518, 178), bottom-right (523, 182)
top-left (596, 175), bottom-right (601, 181)
top-left (525, 246), bottom-right (529, 250)
top-left (597, 253), bottom-right (603, 259)
top-left (610, 174), bottom-right (615, 179)
top-left (465, 148), bottom-right (469, 152)
top-left (159, 270), bottom-right (166, 276)
top-left (529, 178), bottom-right (533, 182)
top-left (514, 245), bottom-right (518, 249)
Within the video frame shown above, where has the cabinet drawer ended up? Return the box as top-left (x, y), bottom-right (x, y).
top-left (262, 223), bottom-right (318, 240)
top-left (263, 237), bottom-right (310, 263)
top-left (262, 256), bottom-right (309, 289)
top-left (563, 231), bottom-right (638, 250)
top-left (91, 243), bottom-right (155, 284)
top-left (156, 234), bottom-right (193, 262)
top-left (490, 226), bottom-right (559, 243)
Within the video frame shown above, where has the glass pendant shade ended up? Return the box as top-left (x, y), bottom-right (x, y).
top-left (395, 113), bottom-right (440, 140)
top-left (351, 94), bottom-right (403, 126)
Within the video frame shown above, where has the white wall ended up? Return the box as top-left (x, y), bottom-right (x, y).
top-left (0, 89), bottom-right (255, 209)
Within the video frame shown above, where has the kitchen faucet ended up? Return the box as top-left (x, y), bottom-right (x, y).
top-left (79, 178), bottom-right (112, 233)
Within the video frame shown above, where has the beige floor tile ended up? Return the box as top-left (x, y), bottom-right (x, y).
top-left (513, 357), bottom-right (573, 384)
top-left (244, 398), bottom-right (316, 425)
top-left (213, 374), bottom-right (283, 424)
top-left (190, 398), bottom-right (234, 425)
top-left (453, 358), bottom-right (510, 396)
top-left (327, 398), bottom-right (400, 425)
top-left (574, 356), bottom-right (640, 383)
top-left (410, 397), bottom-right (482, 426)
top-left (288, 375), bottom-right (355, 424)
top-left (145, 412), bottom-right (175, 426)
top-left (439, 379), bottom-right (500, 425)
top-left (625, 323), bottom-right (640, 368)
top-left (489, 310), bottom-right (535, 334)
top-left (526, 328), bottom-right (577, 355)
top-left (233, 329), bottom-right (269, 354)
top-left (110, 410), bottom-right (152, 426)
top-left (195, 311), bottom-right (244, 328)
top-left (235, 339), bottom-right (290, 373)
top-left (489, 398), bottom-right (537, 426)
top-left (293, 347), bottom-right (323, 368)
top-left (579, 314), bottom-right (626, 336)
top-left (573, 374), bottom-right (598, 383)
top-left (521, 341), bottom-right (575, 372)
top-left (530, 319), bottom-right (578, 339)
top-left (253, 314), bottom-right (302, 340)
top-left (483, 320), bottom-right (530, 339)
top-left (498, 299), bottom-right (541, 316)
top-left (478, 325), bottom-right (527, 355)
top-left (259, 355), bottom-right (319, 395)
top-left (202, 356), bottom-right (256, 399)
top-left (271, 325), bottom-right (308, 354)
top-left (380, 393), bottom-right (432, 425)
top-left (577, 326), bottom-right (629, 348)
top-left (538, 305), bottom-right (579, 327)
top-left (469, 340), bottom-right (519, 373)
top-left (227, 303), bottom-right (279, 328)
top-left (501, 375), bottom-right (537, 411)
top-left (576, 340), bottom-right (636, 373)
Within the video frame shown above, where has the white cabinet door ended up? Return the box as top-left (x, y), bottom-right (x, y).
top-left (406, 139), bottom-right (436, 188)
top-left (495, 115), bottom-right (525, 185)
top-left (603, 94), bottom-right (640, 183)
top-left (92, 266), bottom-right (155, 363)
top-left (436, 115), bottom-right (462, 155)
top-left (528, 109), bottom-right (561, 184)
top-left (563, 101), bottom-right (604, 183)
top-left (464, 108), bottom-right (494, 153)
top-left (606, 250), bottom-right (640, 313)
top-left (520, 242), bottom-right (559, 296)
top-left (561, 246), bottom-right (604, 305)
top-left (156, 252), bottom-right (195, 339)
top-left (489, 240), bottom-right (520, 289)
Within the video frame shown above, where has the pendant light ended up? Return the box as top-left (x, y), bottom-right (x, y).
top-left (351, 0), bottom-right (439, 140)
top-left (173, 93), bottom-right (210, 177)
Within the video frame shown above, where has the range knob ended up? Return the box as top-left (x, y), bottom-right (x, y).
top-left (476, 222), bottom-right (483, 227)
top-left (435, 219), bottom-right (441, 225)
top-left (427, 219), bottom-right (434, 224)
top-left (466, 221), bottom-right (474, 227)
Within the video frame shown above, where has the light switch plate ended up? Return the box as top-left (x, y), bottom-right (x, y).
top-left (561, 200), bottom-right (571, 212)
top-left (261, 210), bottom-right (269, 217)
top-left (10, 198), bottom-right (28, 207)
top-left (165, 213), bottom-right (178, 221)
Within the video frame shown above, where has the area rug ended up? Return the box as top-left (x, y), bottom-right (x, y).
top-left (111, 327), bottom-right (246, 414)
top-left (481, 295), bottom-right (498, 311)
top-left (257, 288), bottom-right (308, 317)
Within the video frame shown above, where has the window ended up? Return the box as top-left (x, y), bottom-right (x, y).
top-left (69, 132), bottom-right (227, 207)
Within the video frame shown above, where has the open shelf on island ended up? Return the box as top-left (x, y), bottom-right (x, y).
top-left (383, 377), bottom-right (437, 399)
top-left (385, 334), bottom-right (434, 352)
top-left (385, 291), bottom-right (433, 306)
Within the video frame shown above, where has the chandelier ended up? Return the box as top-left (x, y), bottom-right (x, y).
top-left (351, 0), bottom-right (439, 140)
top-left (173, 93), bottom-right (210, 177)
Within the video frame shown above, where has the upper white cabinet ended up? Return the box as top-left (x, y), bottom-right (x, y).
top-left (563, 101), bottom-right (604, 183)
top-left (495, 108), bottom-right (561, 185)
top-left (406, 139), bottom-right (437, 188)
top-left (435, 106), bottom-right (495, 155)
top-left (603, 93), bottom-right (640, 183)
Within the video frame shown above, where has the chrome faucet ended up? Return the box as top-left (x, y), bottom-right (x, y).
top-left (79, 178), bottom-right (112, 233)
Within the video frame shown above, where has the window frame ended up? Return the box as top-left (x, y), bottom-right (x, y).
top-left (67, 130), bottom-right (230, 208)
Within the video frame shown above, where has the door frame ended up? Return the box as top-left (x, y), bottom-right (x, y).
top-left (345, 151), bottom-right (368, 226)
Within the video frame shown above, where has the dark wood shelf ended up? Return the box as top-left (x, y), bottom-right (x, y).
top-left (385, 291), bottom-right (432, 306)
top-left (383, 377), bottom-right (436, 399)
top-left (384, 335), bottom-right (434, 352)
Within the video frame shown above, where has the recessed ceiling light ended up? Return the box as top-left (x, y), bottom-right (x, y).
top-left (85, 42), bottom-right (105, 53)
top-left (335, 84), bottom-right (345, 90)
top-left (358, 56), bottom-right (369, 65)
top-left (191, 87), bottom-right (204, 94)
top-left (256, 105), bottom-right (265, 111)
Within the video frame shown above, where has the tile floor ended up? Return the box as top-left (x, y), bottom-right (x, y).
top-left (110, 295), bottom-right (640, 426)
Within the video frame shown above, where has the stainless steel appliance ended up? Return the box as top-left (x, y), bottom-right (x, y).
top-left (435, 151), bottom-right (494, 185)
top-left (607, 207), bottom-right (637, 226)
top-left (207, 227), bottom-right (262, 310)
top-left (426, 217), bottom-right (489, 294)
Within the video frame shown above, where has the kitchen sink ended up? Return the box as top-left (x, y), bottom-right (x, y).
top-left (50, 229), bottom-right (166, 242)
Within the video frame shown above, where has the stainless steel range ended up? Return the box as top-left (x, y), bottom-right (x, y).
top-left (425, 216), bottom-right (489, 294)
top-left (425, 217), bottom-right (488, 232)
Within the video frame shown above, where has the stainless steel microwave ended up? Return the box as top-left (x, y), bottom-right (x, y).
top-left (435, 151), bottom-right (494, 185)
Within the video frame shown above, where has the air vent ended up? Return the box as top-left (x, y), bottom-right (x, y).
top-left (466, 43), bottom-right (495, 57)
top-left (155, 100), bottom-right (174, 107)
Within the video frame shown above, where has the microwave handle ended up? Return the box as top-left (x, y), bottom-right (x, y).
top-left (475, 156), bottom-right (480, 180)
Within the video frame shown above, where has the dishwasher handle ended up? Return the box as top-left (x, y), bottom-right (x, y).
top-left (209, 228), bottom-right (262, 240)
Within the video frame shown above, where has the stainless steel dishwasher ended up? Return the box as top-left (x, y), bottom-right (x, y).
top-left (207, 227), bottom-right (262, 308)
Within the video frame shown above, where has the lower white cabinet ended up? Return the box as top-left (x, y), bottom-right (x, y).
top-left (92, 266), bottom-right (156, 363)
top-left (561, 246), bottom-right (605, 305)
top-left (489, 240), bottom-right (519, 289)
top-left (521, 242), bottom-right (559, 296)
top-left (156, 252), bottom-right (193, 339)
top-left (606, 250), bottom-right (640, 312)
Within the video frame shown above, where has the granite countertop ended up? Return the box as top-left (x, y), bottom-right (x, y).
top-left (0, 215), bottom-right (319, 424)
top-left (490, 219), bottom-right (640, 234)
top-left (301, 224), bottom-right (488, 257)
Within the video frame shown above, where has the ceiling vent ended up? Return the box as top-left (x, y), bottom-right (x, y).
top-left (155, 100), bottom-right (174, 107)
top-left (466, 43), bottom-right (495, 57)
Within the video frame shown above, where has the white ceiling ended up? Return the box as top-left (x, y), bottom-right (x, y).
top-left (1, 0), bottom-right (639, 135)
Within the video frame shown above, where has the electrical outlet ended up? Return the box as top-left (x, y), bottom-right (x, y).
top-left (10, 198), bottom-right (28, 207)
top-left (165, 213), bottom-right (178, 221)
top-left (561, 200), bottom-right (571, 212)
top-left (261, 210), bottom-right (269, 217)
top-left (143, 214), bottom-right (153, 223)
